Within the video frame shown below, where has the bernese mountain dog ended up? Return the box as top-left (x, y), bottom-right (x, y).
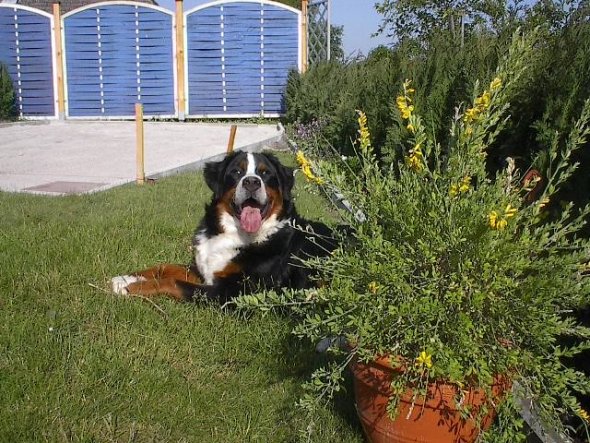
top-left (111, 151), bottom-right (337, 304)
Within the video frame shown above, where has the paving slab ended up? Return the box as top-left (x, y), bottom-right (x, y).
top-left (0, 120), bottom-right (285, 196)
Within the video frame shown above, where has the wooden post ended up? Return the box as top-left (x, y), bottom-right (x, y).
top-left (175, 0), bottom-right (186, 120)
top-left (301, 0), bottom-right (308, 73)
top-left (52, 3), bottom-right (65, 119)
top-left (227, 125), bottom-right (237, 154)
top-left (135, 103), bottom-right (145, 184)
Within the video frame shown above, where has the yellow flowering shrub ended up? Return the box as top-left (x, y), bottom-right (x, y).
top-left (237, 33), bottom-right (590, 442)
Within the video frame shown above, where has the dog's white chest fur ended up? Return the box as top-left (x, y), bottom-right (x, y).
top-left (195, 212), bottom-right (289, 285)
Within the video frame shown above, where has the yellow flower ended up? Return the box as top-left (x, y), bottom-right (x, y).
top-left (405, 146), bottom-right (424, 172)
top-left (301, 164), bottom-right (323, 185)
top-left (296, 150), bottom-right (310, 167)
top-left (357, 110), bottom-right (372, 153)
top-left (416, 351), bottom-right (433, 369)
top-left (396, 96), bottom-right (414, 120)
top-left (464, 90), bottom-right (492, 124)
top-left (490, 77), bottom-right (502, 91)
top-left (464, 107), bottom-right (480, 124)
top-left (407, 123), bottom-right (416, 133)
top-left (396, 95), bottom-right (409, 109)
top-left (488, 205), bottom-right (518, 230)
top-left (403, 107), bottom-right (414, 120)
top-left (396, 81), bottom-right (415, 121)
top-left (459, 176), bottom-right (471, 193)
top-left (538, 197), bottom-right (550, 209)
top-left (504, 204), bottom-right (517, 218)
top-left (579, 409), bottom-right (590, 422)
top-left (406, 155), bottom-right (423, 172)
top-left (403, 79), bottom-right (414, 93)
top-left (488, 211), bottom-right (499, 229)
top-left (368, 281), bottom-right (380, 294)
top-left (475, 91), bottom-right (491, 110)
top-left (297, 151), bottom-right (323, 185)
top-left (450, 176), bottom-right (471, 197)
top-left (357, 109), bottom-right (368, 129)
top-left (496, 218), bottom-right (508, 230)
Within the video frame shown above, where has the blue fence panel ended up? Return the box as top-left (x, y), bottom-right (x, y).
top-left (63, 3), bottom-right (175, 118)
top-left (1, 1), bottom-right (299, 120)
top-left (186, 6), bottom-right (223, 115)
top-left (186, 0), bottom-right (299, 117)
top-left (261, 4), bottom-right (299, 113)
top-left (0, 5), bottom-right (56, 117)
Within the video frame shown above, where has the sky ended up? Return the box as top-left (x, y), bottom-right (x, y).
top-left (332, 0), bottom-right (391, 56)
top-left (156, 0), bottom-right (390, 56)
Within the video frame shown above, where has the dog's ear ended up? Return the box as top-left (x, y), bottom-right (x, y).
top-left (203, 156), bottom-right (228, 198)
top-left (265, 153), bottom-right (295, 199)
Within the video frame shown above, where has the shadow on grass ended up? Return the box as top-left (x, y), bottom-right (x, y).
top-left (251, 316), bottom-right (364, 442)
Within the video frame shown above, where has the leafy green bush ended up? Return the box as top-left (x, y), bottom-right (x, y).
top-left (285, 32), bottom-right (509, 157)
top-left (284, 51), bottom-right (401, 155)
top-left (0, 63), bottom-right (16, 121)
top-left (529, 23), bottom-right (590, 209)
top-left (244, 32), bottom-right (590, 442)
top-left (382, 31), bottom-right (508, 162)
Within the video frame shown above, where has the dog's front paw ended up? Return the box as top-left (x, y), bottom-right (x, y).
top-left (110, 275), bottom-right (138, 295)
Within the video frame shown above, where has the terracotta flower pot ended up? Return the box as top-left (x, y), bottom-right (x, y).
top-left (351, 356), bottom-right (509, 443)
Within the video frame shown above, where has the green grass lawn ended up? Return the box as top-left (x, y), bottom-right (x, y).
top-left (0, 152), bottom-right (363, 442)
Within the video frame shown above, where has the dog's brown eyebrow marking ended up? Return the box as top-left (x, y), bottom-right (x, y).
top-left (239, 160), bottom-right (248, 171)
top-left (258, 164), bottom-right (268, 173)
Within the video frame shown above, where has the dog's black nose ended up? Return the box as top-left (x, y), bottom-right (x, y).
top-left (243, 176), bottom-right (261, 193)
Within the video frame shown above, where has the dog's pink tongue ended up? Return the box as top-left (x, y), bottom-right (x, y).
top-left (240, 206), bottom-right (262, 233)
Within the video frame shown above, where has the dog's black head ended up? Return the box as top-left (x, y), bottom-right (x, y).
top-left (204, 151), bottom-right (295, 234)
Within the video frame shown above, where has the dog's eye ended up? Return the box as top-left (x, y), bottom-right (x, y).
top-left (259, 169), bottom-right (269, 177)
top-left (232, 168), bottom-right (243, 176)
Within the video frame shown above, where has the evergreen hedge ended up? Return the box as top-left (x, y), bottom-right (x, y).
top-left (284, 23), bottom-right (590, 206)
top-left (0, 63), bottom-right (16, 121)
